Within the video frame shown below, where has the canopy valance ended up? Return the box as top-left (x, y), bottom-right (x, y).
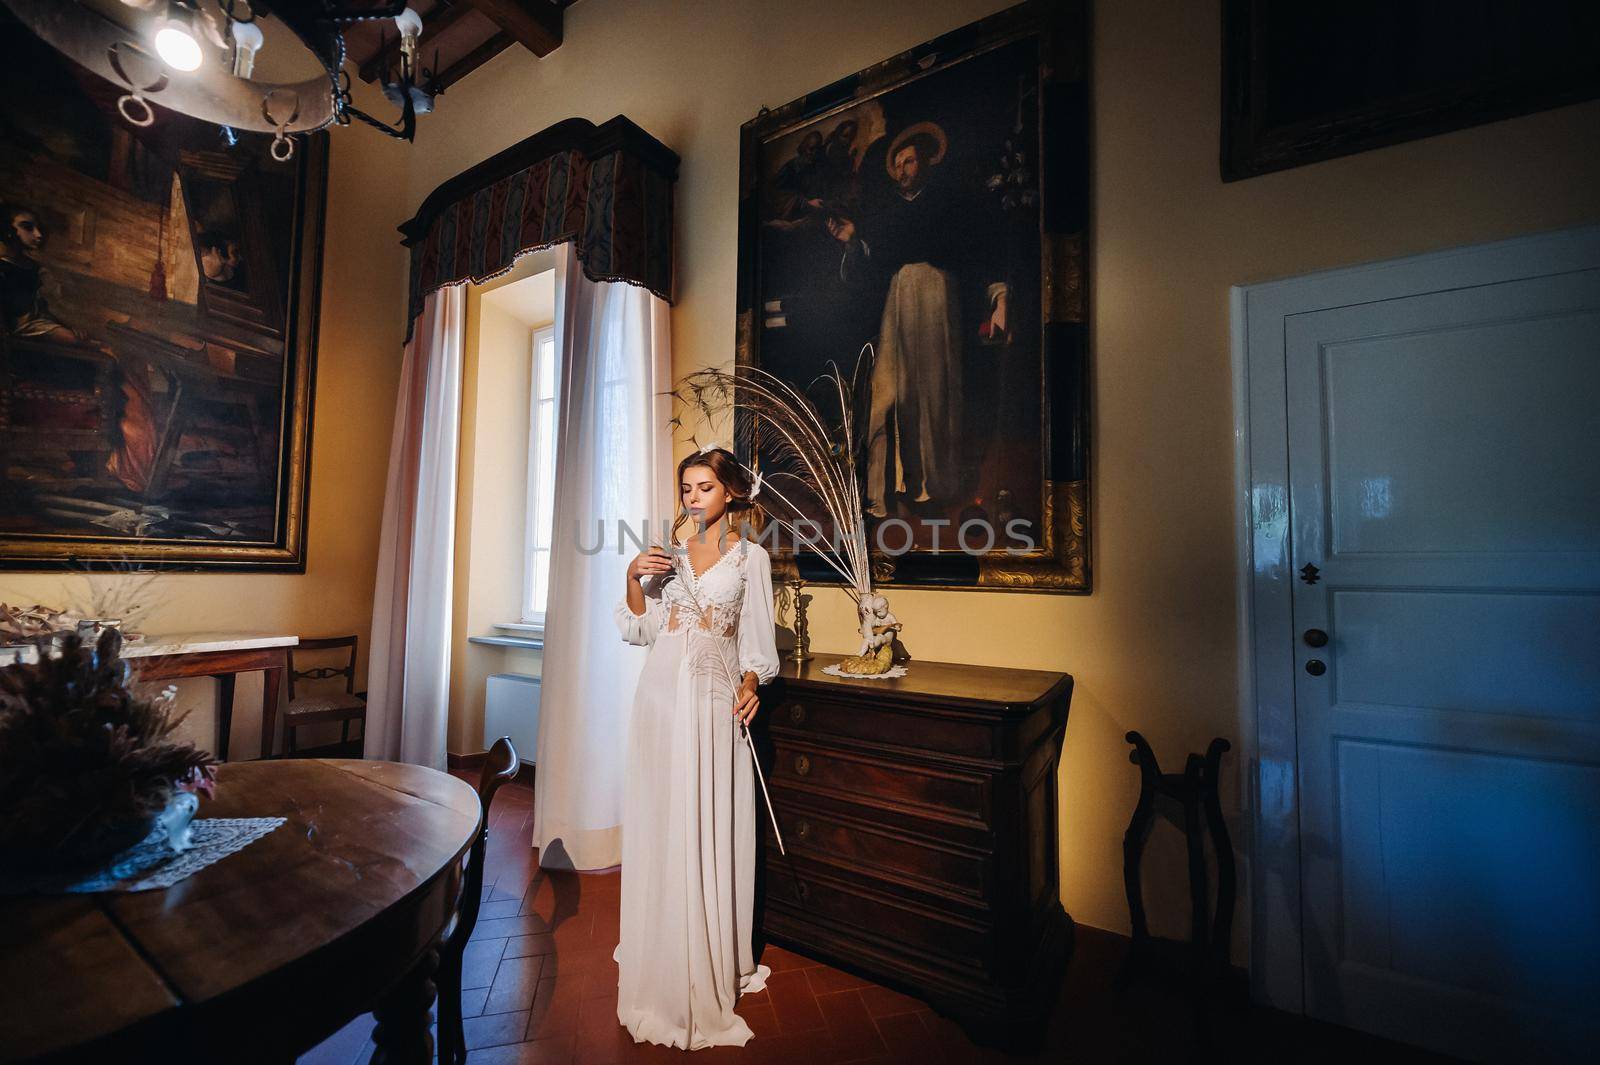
top-left (399, 116), bottom-right (679, 337)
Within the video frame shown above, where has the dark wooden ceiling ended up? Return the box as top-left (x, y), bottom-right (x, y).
top-left (341, 0), bottom-right (576, 94)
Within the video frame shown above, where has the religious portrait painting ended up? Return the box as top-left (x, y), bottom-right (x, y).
top-left (0, 7), bottom-right (324, 571)
top-left (737, 0), bottom-right (1089, 591)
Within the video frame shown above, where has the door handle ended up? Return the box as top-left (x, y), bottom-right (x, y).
top-left (1303, 629), bottom-right (1328, 648)
top-left (1305, 659), bottom-right (1327, 676)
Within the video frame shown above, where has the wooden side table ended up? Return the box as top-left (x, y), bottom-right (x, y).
top-left (124, 635), bottom-right (299, 760)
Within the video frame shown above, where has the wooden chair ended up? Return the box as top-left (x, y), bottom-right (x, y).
top-left (284, 636), bottom-right (367, 756)
top-left (437, 737), bottom-right (521, 1065)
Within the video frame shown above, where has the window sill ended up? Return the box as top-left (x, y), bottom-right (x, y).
top-left (464, 630), bottom-right (544, 646)
top-left (468, 635), bottom-right (543, 650)
top-left (468, 623), bottom-right (544, 651)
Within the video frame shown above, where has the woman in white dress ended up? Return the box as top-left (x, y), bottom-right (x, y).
top-left (613, 446), bottom-right (779, 1049)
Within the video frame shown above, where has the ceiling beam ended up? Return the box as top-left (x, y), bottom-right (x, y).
top-left (435, 30), bottom-right (513, 93)
top-left (465, 0), bottom-right (563, 58)
top-left (358, 1), bottom-right (476, 84)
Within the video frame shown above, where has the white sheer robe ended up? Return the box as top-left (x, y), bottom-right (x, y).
top-left (612, 536), bottom-right (780, 1049)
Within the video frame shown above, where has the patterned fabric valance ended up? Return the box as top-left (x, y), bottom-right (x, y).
top-left (400, 116), bottom-right (679, 339)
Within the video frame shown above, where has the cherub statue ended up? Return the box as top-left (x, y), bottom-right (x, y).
top-left (839, 592), bottom-right (901, 675)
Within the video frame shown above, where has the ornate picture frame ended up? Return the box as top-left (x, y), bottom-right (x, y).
top-left (735, 0), bottom-right (1089, 592)
top-left (0, 10), bottom-right (325, 572)
top-left (1221, 0), bottom-right (1600, 181)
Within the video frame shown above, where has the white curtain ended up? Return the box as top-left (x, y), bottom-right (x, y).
top-left (364, 285), bottom-right (465, 770)
top-left (532, 245), bottom-right (673, 870)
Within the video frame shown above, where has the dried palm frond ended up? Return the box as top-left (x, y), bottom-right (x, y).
top-left (670, 346), bottom-right (876, 604)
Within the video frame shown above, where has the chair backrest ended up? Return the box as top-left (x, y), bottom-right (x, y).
top-left (476, 736), bottom-right (521, 819)
top-left (287, 636), bottom-right (358, 700)
top-left (452, 737), bottom-right (521, 950)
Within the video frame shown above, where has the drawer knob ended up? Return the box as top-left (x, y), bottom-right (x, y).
top-left (794, 754), bottom-right (811, 777)
top-left (795, 818), bottom-right (811, 839)
top-left (787, 703), bottom-right (806, 725)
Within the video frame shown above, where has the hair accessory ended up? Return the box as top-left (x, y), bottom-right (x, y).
top-left (697, 440), bottom-right (727, 456)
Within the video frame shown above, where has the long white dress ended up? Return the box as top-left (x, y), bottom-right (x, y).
top-left (612, 535), bottom-right (779, 1049)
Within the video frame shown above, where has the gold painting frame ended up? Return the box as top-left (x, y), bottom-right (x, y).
top-left (0, 10), bottom-right (325, 573)
top-left (735, 1), bottom-right (1090, 593)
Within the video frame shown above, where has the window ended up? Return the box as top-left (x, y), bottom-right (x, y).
top-left (522, 325), bottom-right (558, 625)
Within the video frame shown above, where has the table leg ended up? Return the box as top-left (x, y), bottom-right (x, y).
top-left (214, 673), bottom-right (236, 762)
top-left (260, 657), bottom-right (284, 760)
top-left (370, 947), bottom-right (439, 1065)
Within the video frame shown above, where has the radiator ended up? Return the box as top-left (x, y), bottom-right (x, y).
top-left (484, 672), bottom-right (540, 763)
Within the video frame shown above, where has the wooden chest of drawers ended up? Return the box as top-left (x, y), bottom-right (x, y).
top-left (754, 653), bottom-right (1074, 1049)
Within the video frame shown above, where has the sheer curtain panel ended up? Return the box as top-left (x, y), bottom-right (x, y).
top-left (364, 285), bottom-right (465, 770)
top-left (531, 244), bottom-right (673, 870)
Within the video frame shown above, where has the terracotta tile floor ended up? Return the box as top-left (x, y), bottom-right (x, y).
top-left (299, 779), bottom-right (1447, 1065)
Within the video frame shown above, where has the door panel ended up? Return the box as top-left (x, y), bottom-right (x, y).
top-left (1286, 268), bottom-right (1600, 1062)
top-left (1322, 312), bottom-right (1600, 556)
top-left (1333, 589), bottom-right (1600, 719)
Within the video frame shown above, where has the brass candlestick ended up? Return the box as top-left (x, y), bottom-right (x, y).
top-left (786, 576), bottom-right (812, 664)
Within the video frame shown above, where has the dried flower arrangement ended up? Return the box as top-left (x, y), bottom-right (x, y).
top-left (0, 628), bottom-right (216, 869)
top-left (0, 566), bottom-right (162, 647)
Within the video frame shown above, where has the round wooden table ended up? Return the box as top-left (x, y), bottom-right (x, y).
top-left (1, 760), bottom-right (480, 1065)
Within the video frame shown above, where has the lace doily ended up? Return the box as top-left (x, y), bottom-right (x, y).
top-left (0, 817), bottom-right (286, 895)
top-left (821, 663), bottom-right (909, 680)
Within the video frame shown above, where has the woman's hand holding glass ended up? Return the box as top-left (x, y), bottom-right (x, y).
top-left (627, 546), bottom-right (673, 582)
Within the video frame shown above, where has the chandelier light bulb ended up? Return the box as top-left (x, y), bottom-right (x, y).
top-left (154, 10), bottom-right (203, 72)
top-left (230, 18), bottom-right (263, 78)
top-left (395, 6), bottom-right (423, 47)
top-left (394, 6), bottom-right (423, 79)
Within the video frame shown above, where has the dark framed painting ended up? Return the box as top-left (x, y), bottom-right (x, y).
top-left (736, 0), bottom-right (1090, 593)
top-left (0, 9), bottom-right (324, 571)
top-left (1222, 0), bottom-right (1600, 181)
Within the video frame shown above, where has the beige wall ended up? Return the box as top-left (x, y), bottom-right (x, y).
top-left (13, 0), bottom-right (1594, 949)
top-left (402, 0), bottom-right (1600, 943)
top-left (0, 93), bottom-right (410, 759)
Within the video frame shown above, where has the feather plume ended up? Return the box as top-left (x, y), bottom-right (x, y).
top-left (670, 346), bottom-right (877, 602)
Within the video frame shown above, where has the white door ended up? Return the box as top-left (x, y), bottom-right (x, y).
top-left (1284, 267), bottom-right (1600, 1061)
